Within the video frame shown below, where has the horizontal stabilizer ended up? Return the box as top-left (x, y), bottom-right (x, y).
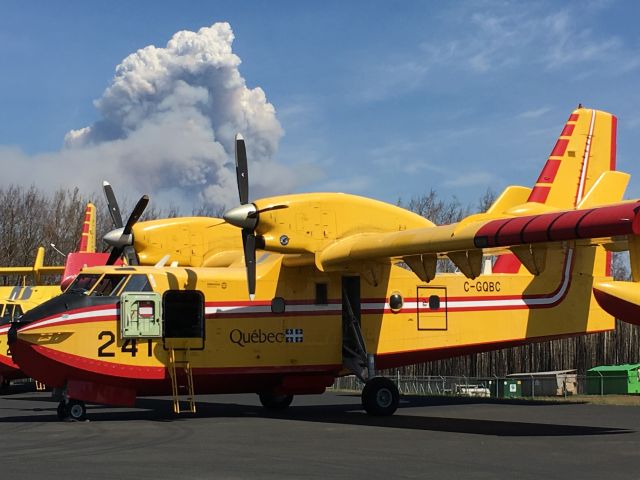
top-left (577, 171), bottom-right (630, 208)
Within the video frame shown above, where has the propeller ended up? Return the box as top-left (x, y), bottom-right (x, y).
top-left (223, 134), bottom-right (289, 299)
top-left (102, 181), bottom-right (149, 266)
top-left (224, 134), bottom-right (258, 300)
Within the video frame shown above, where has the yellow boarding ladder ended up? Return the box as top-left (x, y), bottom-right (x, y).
top-left (168, 347), bottom-right (196, 414)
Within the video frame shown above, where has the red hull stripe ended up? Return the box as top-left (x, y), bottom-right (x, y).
top-left (14, 339), bottom-right (340, 384)
top-left (18, 253), bottom-right (574, 337)
top-left (0, 353), bottom-right (18, 370)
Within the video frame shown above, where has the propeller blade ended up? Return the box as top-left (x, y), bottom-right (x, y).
top-left (243, 228), bottom-right (257, 300)
top-left (102, 181), bottom-right (123, 229)
top-left (123, 195), bottom-right (149, 235)
top-left (107, 247), bottom-right (123, 266)
top-left (235, 134), bottom-right (249, 205)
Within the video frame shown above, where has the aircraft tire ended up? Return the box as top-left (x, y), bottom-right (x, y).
top-left (58, 399), bottom-right (87, 421)
top-left (258, 392), bottom-right (294, 410)
top-left (362, 377), bottom-right (399, 416)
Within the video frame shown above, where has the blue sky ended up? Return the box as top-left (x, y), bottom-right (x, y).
top-left (1, 0), bottom-right (639, 212)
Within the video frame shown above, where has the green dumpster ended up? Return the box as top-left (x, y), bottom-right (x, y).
top-left (586, 364), bottom-right (640, 395)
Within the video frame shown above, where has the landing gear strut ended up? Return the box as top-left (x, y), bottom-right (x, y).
top-left (57, 399), bottom-right (87, 421)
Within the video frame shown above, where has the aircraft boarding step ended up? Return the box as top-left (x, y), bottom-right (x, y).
top-left (168, 348), bottom-right (196, 414)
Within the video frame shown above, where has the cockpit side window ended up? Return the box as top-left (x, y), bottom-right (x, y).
top-left (120, 275), bottom-right (152, 293)
top-left (0, 304), bottom-right (8, 325)
top-left (92, 274), bottom-right (128, 296)
top-left (0, 304), bottom-right (23, 325)
top-left (67, 274), bottom-right (101, 293)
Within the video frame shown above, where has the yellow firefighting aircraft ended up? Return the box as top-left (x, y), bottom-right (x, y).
top-left (0, 203), bottom-right (110, 385)
top-left (9, 106), bottom-right (638, 421)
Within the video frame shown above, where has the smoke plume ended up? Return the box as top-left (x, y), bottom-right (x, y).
top-left (3, 23), bottom-right (292, 212)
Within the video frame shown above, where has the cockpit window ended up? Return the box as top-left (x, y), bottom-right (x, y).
top-left (0, 304), bottom-right (7, 325)
top-left (0, 304), bottom-right (23, 325)
top-left (92, 274), bottom-right (128, 297)
top-left (120, 275), bottom-right (152, 293)
top-left (66, 274), bottom-right (101, 293)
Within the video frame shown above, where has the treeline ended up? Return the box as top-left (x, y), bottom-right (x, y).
top-left (1, 184), bottom-right (637, 374)
top-left (0, 184), bottom-right (222, 280)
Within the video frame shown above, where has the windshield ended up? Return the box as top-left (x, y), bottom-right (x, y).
top-left (67, 274), bottom-right (101, 293)
top-left (92, 274), bottom-right (128, 296)
top-left (120, 274), bottom-right (152, 293)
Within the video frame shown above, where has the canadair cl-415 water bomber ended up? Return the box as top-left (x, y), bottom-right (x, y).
top-left (9, 107), bottom-right (640, 420)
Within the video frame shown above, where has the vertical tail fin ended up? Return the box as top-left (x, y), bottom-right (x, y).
top-left (494, 107), bottom-right (619, 275)
top-left (78, 203), bottom-right (96, 253)
top-left (528, 107), bottom-right (617, 208)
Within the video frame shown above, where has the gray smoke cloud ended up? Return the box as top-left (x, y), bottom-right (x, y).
top-left (3, 23), bottom-right (294, 211)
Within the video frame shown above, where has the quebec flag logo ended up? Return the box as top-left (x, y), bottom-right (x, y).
top-left (285, 328), bottom-right (304, 343)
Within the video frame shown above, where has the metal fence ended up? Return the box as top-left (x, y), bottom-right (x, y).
top-left (329, 373), bottom-right (640, 398)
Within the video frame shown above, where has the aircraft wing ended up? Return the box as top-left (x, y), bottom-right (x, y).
top-left (317, 200), bottom-right (640, 279)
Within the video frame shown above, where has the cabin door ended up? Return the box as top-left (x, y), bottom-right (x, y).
top-left (162, 290), bottom-right (205, 349)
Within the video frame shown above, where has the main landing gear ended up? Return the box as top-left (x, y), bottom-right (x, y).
top-left (57, 399), bottom-right (87, 421)
top-left (361, 377), bottom-right (399, 416)
top-left (258, 392), bottom-right (294, 410)
top-left (342, 286), bottom-right (400, 416)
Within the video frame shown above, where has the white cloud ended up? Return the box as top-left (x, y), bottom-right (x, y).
top-left (444, 171), bottom-right (494, 188)
top-left (2, 23), bottom-right (301, 212)
top-left (354, 2), bottom-right (638, 103)
top-left (518, 107), bottom-right (552, 119)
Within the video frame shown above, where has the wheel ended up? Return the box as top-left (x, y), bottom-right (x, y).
top-left (67, 400), bottom-right (87, 421)
top-left (258, 392), bottom-right (294, 410)
top-left (362, 377), bottom-right (399, 416)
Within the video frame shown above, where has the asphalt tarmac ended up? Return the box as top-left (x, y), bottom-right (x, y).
top-left (0, 388), bottom-right (637, 479)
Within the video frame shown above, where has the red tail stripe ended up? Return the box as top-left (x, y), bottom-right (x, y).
top-left (527, 186), bottom-right (550, 203)
top-left (560, 124), bottom-right (575, 137)
top-left (491, 254), bottom-right (521, 273)
top-left (568, 113), bottom-right (579, 121)
top-left (610, 115), bottom-right (617, 170)
top-left (550, 138), bottom-right (569, 157)
top-left (535, 159), bottom-right (561, 184)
